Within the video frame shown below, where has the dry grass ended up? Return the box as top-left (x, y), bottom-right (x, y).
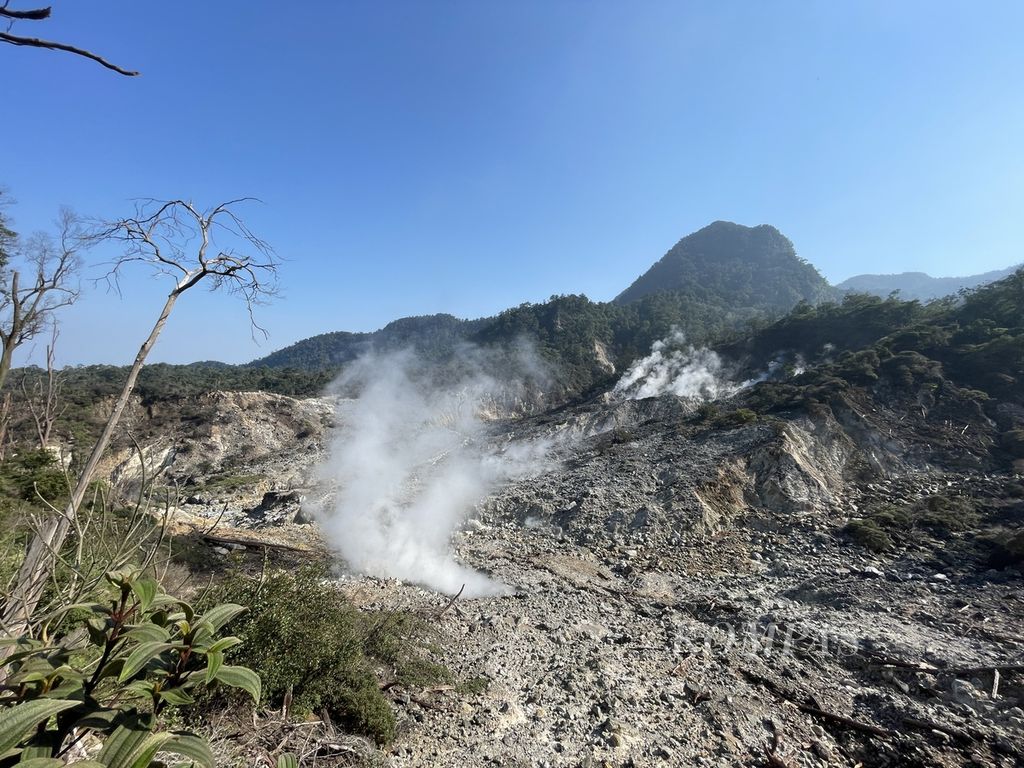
top-left (204, 709), bottom-right (387, 768)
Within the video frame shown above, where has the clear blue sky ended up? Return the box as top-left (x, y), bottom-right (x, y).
top-left (3, 1), bottom-right (1023, 365)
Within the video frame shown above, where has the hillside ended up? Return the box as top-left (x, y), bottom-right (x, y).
top-left (15, 267), bottom-right (1020, 768)
top-left (245, 221), bottom-right (835, 398)
top-left (614, 220), bottom-right (834, 306)
top-left (837, 263), bottom-right (1021, 301)
top-left (249, 313), bottom-right (484, 369)
top-left (4, 259), bottom-right (1024, 768)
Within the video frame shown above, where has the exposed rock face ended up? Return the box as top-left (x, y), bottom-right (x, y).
top-left (98, 391), bottom-right (334, 522)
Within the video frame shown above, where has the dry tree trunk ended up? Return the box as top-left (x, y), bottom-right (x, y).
top-left (0, 198), bottom-right (276, 649)
top-left (1, 291), bottom-right (179, 635)
top-left (23, 326), bottom-right (65, 450)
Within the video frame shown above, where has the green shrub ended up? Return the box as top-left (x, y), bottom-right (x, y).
top-left (694, 402), bottom-right (719, 421)
top-left (712, 408), bottom-right (758, 429)
top-left (0, 450), bottom-right (68, 504)
top-left (844, 519), bottom-right (893, 552)
top-left (845, 494), bottom-right (979, 552)
top-left (203, 565), bottom-right (447, 745)
top-left (0, 568), bottom-right (258, 767)
top-left (193, 473), bottom-right (265, 493)
top-left (913, 495), bottom-right (978, 533)
top-left (870, 504), bottom-right (913, 530)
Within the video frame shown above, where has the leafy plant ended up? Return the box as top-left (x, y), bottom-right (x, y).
top-left (0, 568), bottom-right (259, 766)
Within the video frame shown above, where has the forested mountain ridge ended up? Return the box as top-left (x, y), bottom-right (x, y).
top-left (12, 223), bottom-right (1019, 428)
top-left (721, 266), bottom-right (1024, 468)
top-left (614, 220), bottom-right (835, 306)
top-left (251, 221), bottom-right (835, 389)
top-left (837, 263), bottom-right (1022, 301)
top-left (249, 313), bottom-right (484, 369)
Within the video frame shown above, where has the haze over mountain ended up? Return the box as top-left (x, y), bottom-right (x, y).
top-left (837, 264), bottom-right (1022, 301)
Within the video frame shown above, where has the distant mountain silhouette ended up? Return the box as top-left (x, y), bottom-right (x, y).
top-left (837, 264), bottom-right (1022, 301)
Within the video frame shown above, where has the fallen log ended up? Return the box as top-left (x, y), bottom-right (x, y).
top-left (741, 669), bottom-right (892, 739)
top-left (202, 532), bottom-right (308, 552)
top-left (902, 716), bottom-right (973, 743)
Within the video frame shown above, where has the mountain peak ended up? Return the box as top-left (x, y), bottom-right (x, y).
top-left (614, 221), bottom-right (830, 307)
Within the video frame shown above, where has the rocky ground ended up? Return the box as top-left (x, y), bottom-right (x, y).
top-left (98, 390), bottom-right (1024, 767)
top-left (351, 403), bottom-right (1024, 768)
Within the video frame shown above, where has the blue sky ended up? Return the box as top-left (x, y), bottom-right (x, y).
top-left (3, 1), bottom-right (1023, 365)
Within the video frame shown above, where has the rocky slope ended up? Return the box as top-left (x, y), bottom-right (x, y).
top-left (104, 377), bottom-right (1023, 767)
top-left (361, 396), bottom-right (1022, 768)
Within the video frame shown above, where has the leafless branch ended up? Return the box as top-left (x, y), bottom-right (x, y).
top-left (21, 322), bottom-right (65, 449)
top-left (97, 198), bottom-right (280, 331)
top-left (0, 207), bottom-right (83, 391)
top-left (0, 4), bottom-right (138, 76)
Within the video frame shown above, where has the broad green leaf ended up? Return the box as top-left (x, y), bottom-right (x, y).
top-left (119, 680), bottom-right (156, 701)
top-left (125, 624), bottom-right (171, 644)
top-left (189, 625), bottom-right (213, 649)
top-left (51, 664), bottom-right (86, 680)
top-left (19, 745), bottom-right (52, 760)
top-left (0, 699), bottom-right (80, 753)
top-left (156, 688), bottom-right (195, 706)
top-left (104, 569), bottom-right (135, 590)
top-left (118, 643), bottom-right (175, 682)
top-left (203, 650), bottom-right (223, 685)
top-left (277, 754), bottom-right (298, 768)
top-left (161, 733), bottom-right (214, 768)
top-left (11, 671), bottom-right (49, 684)
top-left (193, 604), bottom-right (245, 633)
top-left (86, 619), bottom-right (109, 646)
top-left (15, 758), bottom-right (63, 767)
top-left (41, 678), bottom-right (86, 700)
top-left (130, 578), bottom-right (159, 612)
top-left (205, 637), bottom-right (241, 655)
top-left (75, 708), bottom-right (121, 731)
top-left (96, 719), bottom-right (165, 768)
top-left (96, 658), bottom-right (125, 681)
top-left (213, 666), bottom-right (261, 703)
top-left (1, 649), bottom-right (49, 669)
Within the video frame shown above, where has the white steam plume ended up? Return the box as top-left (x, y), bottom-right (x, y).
top-left (613, 329), bottom-right (809, 401)
top-left (613, 329), bottom-right (739, 401)
top-left (313, 348), bottom-right (549, 597)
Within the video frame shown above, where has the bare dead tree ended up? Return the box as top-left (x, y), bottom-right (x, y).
top-left (0, 390), bottom-right (12, 461)
top-left (21, 322), bottom-right (65, 450)
top-left (0, 208), bottom-right (82, 391)
top-left (0, 3), bottom-right (139, 76)
top-left (0, 189), bottom-right (16, 267)
top-left (1, 198), bottom-right (278, 638)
